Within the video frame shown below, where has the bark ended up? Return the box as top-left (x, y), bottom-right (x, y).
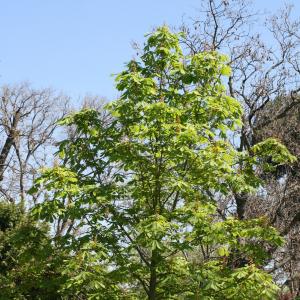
top-left (0, 110), bottom-right (20, 181)
top-left (149, 250), bottom-right (158, 300)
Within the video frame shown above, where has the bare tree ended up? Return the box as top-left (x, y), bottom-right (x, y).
top-left (0, 83), bottom-right (69, 208)
top-left (250, 96), bottom-right (300, 297)
top-left (181, 0), bottom-right (300, 296)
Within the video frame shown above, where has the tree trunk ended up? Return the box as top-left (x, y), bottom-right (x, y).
top-left (149, 251), bottom-right (158, 300)
top-left (0, 110), bottom-right (20, 182)
top-left (235, 192), bottom-right (248, 220)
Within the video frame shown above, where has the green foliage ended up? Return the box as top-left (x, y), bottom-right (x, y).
top-left (30, 26), bottom-right (295, 299)
top-left (0, 201), bottom-right (65, 299)
top-left (251, 138), bottom-right (296, 171)
top-left (59, 241), bottom-right (123, 299)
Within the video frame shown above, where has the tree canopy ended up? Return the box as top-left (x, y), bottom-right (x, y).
top-left (28, 26), bottom-right (296, 299)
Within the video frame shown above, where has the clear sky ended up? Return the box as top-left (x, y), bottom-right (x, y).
top-left (0, 0), bottom-right (299, 102)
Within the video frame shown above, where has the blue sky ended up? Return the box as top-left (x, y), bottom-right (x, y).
top-left (0, 0), bottom-right (299, 102)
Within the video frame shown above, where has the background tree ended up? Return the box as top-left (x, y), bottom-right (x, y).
top-left (180, 0), bottom-right (300, 295)
top-left (0, 83), bottom-right (69, 208)
top-left (250, 96), bottom-right (300, 297)
top-left (32, 26), bottom-right (295, 299)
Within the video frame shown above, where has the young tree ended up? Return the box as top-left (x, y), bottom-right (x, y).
top-left (32, 27), bottom-right (295, 299)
